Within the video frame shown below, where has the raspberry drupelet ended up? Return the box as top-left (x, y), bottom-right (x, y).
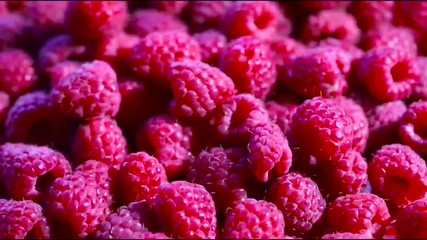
top-left (219, 36), bottom-right (277, 100)
top-left (399, 101), bottom-right (427, 155)
top-left (187, 1), bottom-right (232, 32)
top-left (396, 197), bottom-right (427, 239)
top-left (348, 1), bottom-right (394, 32)
top-left (193, 29), bottom-right (228, 66)
top-left (51, 60), bottom-right (121, 120)
top-left (222, 198), bottom-right (285, 239)
top-left (74, 160), bottom-right (112, 193)
top-left (368, 144), bottom-right (427, 207)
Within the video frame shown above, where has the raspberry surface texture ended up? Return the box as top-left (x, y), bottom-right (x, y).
top-left (399, 101), bottom-right (427, 155)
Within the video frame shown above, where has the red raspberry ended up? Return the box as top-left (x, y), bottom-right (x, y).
top-left (65, 1), bottom-right (128, 43)
top-left (187, 1), bottom-right (232, 32)
top-left (356, 47), bottom-right (420, 102)
top-left (0, 143), bottom-right (71, 201)
top-left (325, 193), bottom-right (390, 238)
top-left (266, 172), bottom-right (326, 236)
top-left (321, 231), bottom-right (373, 239)
top-left (333, 96), bottom-right (369, 153)
top-left (51, 60), bottom-right (121, 120)
top-left (308, 37), bottom-right (363, 61)
top-left (345, 88), bottom-right (379, 112)
top-left (186, 147), bottom-right (249, 215)
top-left (46, 60), bottom-right (80, 89)
top-left (193, 29), bottom-right (227, 66)
top-left (127, 9), bottom-right (187, 38)
top-left (265, 100), bottom-right (298, 136)
top-left (248, 122), bottom-right (292, 182)
top-left (0, 13), bottom-right (27, 51)
top-left (365, 100), bottom-right (407, 155)
top-left (382, 219), bottom-right (397, 239)
top-left (394, 2), bottom-right (427, 32)
top-left (72, 116), bottom-right (127, 171)
top-left (396, 197), bottom-right (427, 239)
top-left (0, 48), bottom-right (37, 99)
top-left (298, 1), bottom-right (351, 13)
top-left (368, 144), bottom-right (427, 207)
top-left (0, 91), bottom-right (10, 134)
top-left (0, 199), bottom-right (50, 239)
top-left (155, 181), bottom-right (217, 239)
top-left (290, 97), bottom-right (354, 162)
top-left (4, 91), bottom-right (72, 150)
top-left (74, 160), bottom-right (112, 193)
top-left (220, 1), bottom-right (281, 40)
top-left (348, 1), bottom-right (394, 32)
top-left (222, 198), bottom-right (285, 239)
top-left (400, 101), bottom-right (427, 155)
top-left (117, 152), bottom-right (167, 206)
top-left (219, 36), bottom-right (277, 99)
top-left (136, 115), bottom-right (193, 180)
top-left (411, 56), bottom-right (427, 101)
top-left (129, 30), bottom-right (201, 89)
top-left (168, 60), bottom-right (236, 122)
top-left (301, 9), bottom-right (360, 44)
top-left (279, 47), bottom-right (350, 98)
top-left (269, 35), bottom-right (306, 68)
top-left (147, 0), bottom-right (189, 16)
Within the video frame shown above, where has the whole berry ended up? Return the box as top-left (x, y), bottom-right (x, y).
top-left (396, 197), bottom-right (427, 239)
top-left (268, 35), bottom-right (306, 68)
top-left (193, 29), bottom-right (227, 66)
top-left (187, 1), bottom-right (232, 32)
top-left (399, 101), bottom-right (427, 155)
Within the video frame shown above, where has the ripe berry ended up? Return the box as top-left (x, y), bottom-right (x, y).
top-left (187, 1), bottom-right (232, 32)
top-left (45, 61), bottom-right (80, 89)
top-left (411, 56), bottom-right (427, 101)
top-left (193, 29), bottom-right (227, 66)
top-left (396, 197), bottom-right (427, 239)
top-left (265, 100), bottom-right (298, 136)
top-left (348, 1), bottom-right (394, 32)
top-left (399, 101), bottom-right (427, 155)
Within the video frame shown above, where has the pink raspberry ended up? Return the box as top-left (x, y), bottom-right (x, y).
top-left (309, 37), bottom-right (364, 60)
top-left (219, 36), bottom-right (277, 99)
top-left (74, 160), bottom-right (112, 193)
top-left (220, 1), bottom-right (281, 40)
top-left (345, 88), bottom-right (380, 112)
top-left (72, 116), bottom-right (127, 171)
top-left (248, 122), bottom-right (292, 182)
top-left (356, 47), bottom-right (420, 102)
top-left (279, 47), bottom-right (350, 98)
top-left (321, 231), bottom-right (373, 239)
top-left (129, 30), bottom-right (201, 89)
top-left (348, 1), bottom-right (394, 32)
top-left (168, 60), bottom-right (236, 122)
top-left (400, 101), bottom-right (427, 155)
top-left (51, 60), bottom-right (121, 120)
top-left (193, 29), bottom-right (227, 66)
top-left (136, 115), bottom-right (193, 180)
top-left (396, 197), bottom-right (427, 239)
top-left (65, 1), bottom-right (128, 43)
top-left (0, 48), bottom-right (37, 98)
top-left (298, 1), bottom-right (351, 13)
top-left (0, 199), bottom-right (50, 239)
top-left (394, 1), bottom-right (427, 32)
top-left (0, 91), bottom-right (10, 134)
top-left (269, 35), bottom-right (306, 68)
top-left (4, 91), bottom-right (71, 150)
top-left (266, 172), bottom-right (326, 236)
top-left (290, 97), bottom-right (354, 162)
top-left (301, 9), bottom-right (360, 44)
top-left (117, 152), bottom-right (168, 206)
top-left (368, 144), bottom-right (427, 207)
top-left (325, 193), bottom-right (390, 238)
top-left (265, 100), bottom-right (298, 136)
top-left (222, 198), bottom-right (285, 239)
top-left (127, 9), bottom-right (187, 38)
top-left (155, 181), bottom-right (217, 239)
top-left (0, 13), bottom-right (27, 51)
top-left (147, 0), bottom-right (189, 16)
top-left (45, 61), bottom-right (80, 89)
top-left (411, 56), bottom-right (427, 101)
top-left (0, 143), bottom-right (71, 201)
top-left (187, 1), bottom-right (232, 32)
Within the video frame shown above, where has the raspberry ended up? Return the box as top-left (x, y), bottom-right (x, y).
top-left (0, 91), bottom-right (10, 134)
top-left (220, 1), bottom-right (281, 40)
top-left (269, 35), bottom-right (306, 68)
top-left (0, 1), bottom-right (7, 14)
top-left (298, 1), bottom-right (351, 13)
top-left (0, 142), bottom-right (71, 201)
top-left (325, 193), bottom-right (390, 238)
top-left (321, 231), bottom-right (373, 239)
top-left (222, 198), bottom-right (285, 239)
top-left (396, 197), bottom-right (427, 239)
top-left (348, 1), bottom-right (394, 32)
top-left (318, 150), bottom-right (368, 201)
top-left (345, 88), bottom-right (379, 112)
top-left (368, 144), bottom-right (427, 207)
top-left (147, 0), bottom-right (189, 16)
top-left (127, 9), bottom-right (188, 38)
top-left (301, 9), bottom-right (360, 44)
top-left (74, 160), bottom-right (112, 193)
top-left (0, 48), bottom-right (37, 98)
top-left (211, 93), bottom-right (270, 145)
top-left (187, 1), bottom-right (232, 32)
top-left (155, 181), bottom-right (217, 239)
top-left (129, 30), bottom-right (201, 89)
top-left (279, 47), bottom-right (350, 98)
top-left (266, 172), bottom-right (326, 236)
top-left (72, 116), bottom-right (127, 171)
top-left (308, 37), bottom-right (363, 61)
top-left (365, 101), bottom-right (407, 155)
top-left (265, 100), bottom-right (298, 136)
top-left (248, 121), bottom-right (292, 182)
top-left (139, 232), bottom-right (172, 239)
top-left (193, 29), bottom-right (227, 66)
top-left (44, 172), bottom-right (112, 238)
top-left (4, 91), bottom-right (72, 150)
top-left (51, 60), bottom-right (121, 120)
top-left (186, 147), bottom-right (249, 215)
top-left (219, 36), bottom-right (277, 99)
top-left (290, 97), bottom-right (354, 162)
top-left (117, 152), bottom-right (167, 206)
top-left (411, 56), bottom-right (427, 101)
top-left (46, 60), bottom-right (80, 89)
top-left (65, 1), bottom-right (128, 43)
top-left (0, 199), bottom-right (50, 239)
top-left (382, 219), bottom-right (397, 239)
top-left (0, 13), bottom-right (27, 51)
top-left (356, 47), bottom-right (420, 102)
top-left (136, 115), bottom-right (193, 180)
top-left (394, 2), bottom-right (427, 32)
top-left (333, 96), bottom-right (369, 153)
top-left (168, 60), bottom-right (236, 122)
top-left (399, 101), bottom-right (427, 155)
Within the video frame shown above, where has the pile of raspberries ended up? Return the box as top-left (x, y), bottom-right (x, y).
top-left (2, 1), bottom-right (427, 239)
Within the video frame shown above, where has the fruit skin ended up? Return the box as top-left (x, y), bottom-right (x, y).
top-left (154, 181), bottom-right (217, 239)
top-left (399, 101), bottom-right (427, 155)
top-left (396, 197), bottom-right (427, 239)
top-left (368, 144), bottom-right (427, 208)
top-left (222, 198), bottom-right (285, 239)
